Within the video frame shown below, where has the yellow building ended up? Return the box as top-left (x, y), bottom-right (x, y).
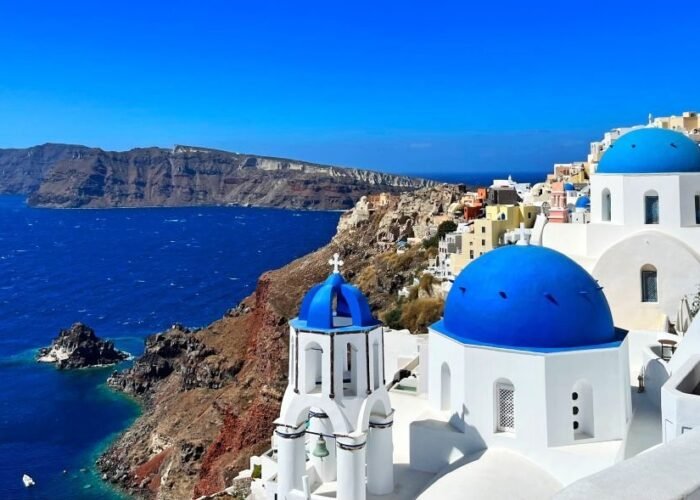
top-left (450, 204), bottom-right (538, 275)
top-left (546, 162), bottom-right (588, 184)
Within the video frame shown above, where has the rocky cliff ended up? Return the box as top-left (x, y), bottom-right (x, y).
top-left (0, 143), bottom-right (437, 210)
top-left (97, 185), bottom-right (463, 499)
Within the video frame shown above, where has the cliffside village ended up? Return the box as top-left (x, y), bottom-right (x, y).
top-left (235, 109), bottom-right (700, 500)
top-left (347, 111), bottom-right (700, 311)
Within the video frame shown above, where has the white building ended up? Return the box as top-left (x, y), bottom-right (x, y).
top-left (491, 175), bottom-right (531, 199)
top-left (540, 127), bottom-right (700, 331)
top-left (413, 245), bottom-right (631, 484)
top-left (269, 254), bottom-right (394, 500)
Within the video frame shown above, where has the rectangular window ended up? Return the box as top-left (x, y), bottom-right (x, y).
top-left (481, 226), bottom-right (486, 233)
top-left (645, 195), bottom-right (659, 224)
top-left (497, 384), bottom-right (515, 432)
top-left (695, 195), bottom-right (700, 224)
top-left (641, 270), bottom-right (658, 302)
top-left (481, 239), bottom-right (486, 246)
top-left (469, 250), bottom-right (474, 259)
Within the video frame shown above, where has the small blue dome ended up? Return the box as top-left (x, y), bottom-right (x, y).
top-left (433, 246), bottom-right (620, 351)
top-left (597, 128), bottom-right (700, 174)
top-left (575, 196), bottom-right (590, 209)
top-left (292, 273), bottom-right (378, 332)
top-left (563, 182), bottom-right (575, 191)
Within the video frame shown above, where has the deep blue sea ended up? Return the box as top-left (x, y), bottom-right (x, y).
top-left (0, 196), bottom-right (340, 499)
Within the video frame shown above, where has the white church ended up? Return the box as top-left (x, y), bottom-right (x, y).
top-left (243, 126), bottom-right (700, 500)
top-left (537, 127), bottom-right (700, 332)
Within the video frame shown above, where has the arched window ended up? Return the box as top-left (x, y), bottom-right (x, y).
top-left (304, 342), bottom-right (323, 394)
top-left (644, 190), bottom-right (659, 224)
top-left (495, 379), bottom-right (515, 433)
top-left (601, 188), bottom-right (611, 222)
top-left (440, 363), bottom-right (451, 411)
top-left (641, 264), bottom-right (658, 303)
top-left (572, 380), bottom-right (594, 439)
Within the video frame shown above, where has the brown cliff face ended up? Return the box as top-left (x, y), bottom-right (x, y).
top-left (97, 186), bottom-right (461, 499)
top-left (0, 143), bottom-right (437, 210)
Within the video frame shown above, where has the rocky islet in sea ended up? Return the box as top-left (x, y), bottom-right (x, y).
top-left (37, 322), bottom-right (129, 369)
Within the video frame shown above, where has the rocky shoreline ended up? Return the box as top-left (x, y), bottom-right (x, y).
top-left (94, 185), bottom-right (463, 498)
top-left (37, 323), bottom-right (128, 369)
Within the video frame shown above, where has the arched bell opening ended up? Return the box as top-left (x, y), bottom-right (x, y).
top-left (303, 341), bottom-right (324, 395)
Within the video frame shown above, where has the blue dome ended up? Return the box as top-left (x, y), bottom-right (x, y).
top-left (575, 196), bottom-right (590, 209)
top-left (292, 272), bottom-right (378, 332)
top-left (597, 128), bottom-right (700, 174)
top-left (563, 182), bottom-right (575, 191)
top-left (433, 246), bottom-right (621, 351)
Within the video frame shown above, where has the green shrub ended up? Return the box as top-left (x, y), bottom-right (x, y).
top-left (382, 306), bottom-right (403, 330)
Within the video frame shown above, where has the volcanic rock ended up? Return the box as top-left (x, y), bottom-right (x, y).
top-left (37, 323), bottom-right (128, 369)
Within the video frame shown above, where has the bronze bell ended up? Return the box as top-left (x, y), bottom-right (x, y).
top-left (312, 435), bottom-right (330, 459)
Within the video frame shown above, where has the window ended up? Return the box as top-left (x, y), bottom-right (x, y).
top-left (469, 250), bottom-right (474, 259)
top-left (440, 363), bottom-right (451, 411)
top-left (344, 343), bottom-right (358, 396)
top-left (496, 381), bottom-right (515, 432)
top-left (645, 191), bottom-right (659, 224)
top-left (304, 342), bottom-right (324, 394)
top-left (372, 342), bottom-right (380, 390)
top-left (601, 188), bottom-right (611, 222)
top-left (695, 195), bottom-right (700, 224)
top-left (641, 265), bottom-right (658, 303)
top-left (573, 380), bottom-right (594, 439)
top-left (481, 226), bottom-right (486, 233)
top-left (481, 239), bottom-right (486, 246)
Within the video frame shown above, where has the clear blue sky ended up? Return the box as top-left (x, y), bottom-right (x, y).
top-left (1, 1), bottom-right (699, 174)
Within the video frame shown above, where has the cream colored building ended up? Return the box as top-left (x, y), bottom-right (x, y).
top-left (652, 111), bottom-right (700, 136)
top-left (450, 204), bottom-right (538, 275)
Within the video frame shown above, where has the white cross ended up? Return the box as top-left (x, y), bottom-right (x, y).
top-left (329, 253), bottom-right (344, 274)
top-left (516, 222), bottom-right (528, 246)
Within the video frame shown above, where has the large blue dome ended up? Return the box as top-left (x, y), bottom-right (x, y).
top-left (597, 128), bottom-right (700, 174)
top-left (432, 246), bottom-right (621, 351)
top-left (291, 272), bottom-right (378, 332)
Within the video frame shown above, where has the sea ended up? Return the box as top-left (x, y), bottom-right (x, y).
top-left (0, 196), bottom-right (340, 499)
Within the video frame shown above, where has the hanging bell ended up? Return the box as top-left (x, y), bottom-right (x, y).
top-left (312, 435), bottom-right (330, 459)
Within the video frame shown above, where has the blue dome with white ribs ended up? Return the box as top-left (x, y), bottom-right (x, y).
top-left (597, 128), bottom-right (700, 174)
top-left (432, 245), bottom-right (623, 351)
top-left (292, 272), bottom-right (379, 332)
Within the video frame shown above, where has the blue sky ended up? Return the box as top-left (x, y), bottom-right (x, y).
top-left (1, 1), bottom-right (699, 174)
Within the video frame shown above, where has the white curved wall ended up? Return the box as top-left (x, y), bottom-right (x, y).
top-left (592, 232), bottom-right (700, 330)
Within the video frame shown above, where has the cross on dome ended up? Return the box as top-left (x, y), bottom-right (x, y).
top-left (329, 253), bottom-right (344, 274)
top-left (516, 223), bottom-right (529, 246)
